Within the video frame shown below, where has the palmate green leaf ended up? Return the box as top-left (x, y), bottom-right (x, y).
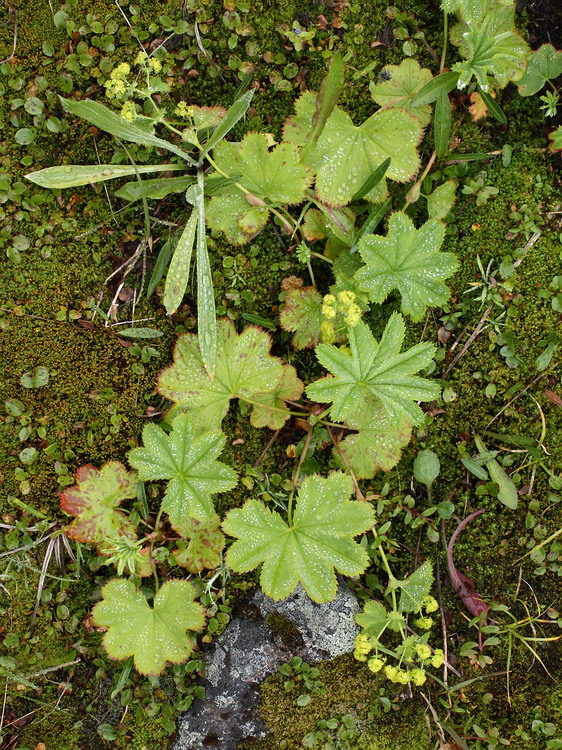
top-left (355, 600), bottom-right (390, 639)
top-left (171, 514), bottom-right (225, 573)
top-left (396, 560), bottom-right (434, 613)
top-left (283, 92), bottom-right (423, 207)
top-left (127, 414), bottom-right (237, 526)
top-left (369, 58), bottom-right (433, 126)
top-left (306, 315), bottom-right (440, 427)
top-left (354, 212), bottom-right (458, 321)
top-left (223, 472), bottom-right (374, 603)
top-left (25, 162), bottom-right (186, 189)
top-left (334, 407), bottom-right (412, 479)
top-left (92, 579), bottom-right (205, 675)
top-left (60, 462), bottom-right (138, 555)
top-left (451, 3), bottom-right (529, 90)
top-left (157, 319), bottom-right (289, 430)
top-left (206, 133), bottom-right (313, 244)
top-left (517, 44), bottom-right (562, 97)
top-left (426, 180), bottom-right (457, 220)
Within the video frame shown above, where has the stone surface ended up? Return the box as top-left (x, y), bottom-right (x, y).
top-left (173, 580), bottom-right (360, 750)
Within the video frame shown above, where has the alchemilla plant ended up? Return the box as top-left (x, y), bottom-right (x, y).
top-left (19, 0), bottom-right (561, 702)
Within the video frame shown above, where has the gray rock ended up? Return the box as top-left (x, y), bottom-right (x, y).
top-left (173, 581), bottom-right (360, 750)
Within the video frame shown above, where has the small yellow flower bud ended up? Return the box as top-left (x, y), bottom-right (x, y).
top-left (415, 617), bottom-right (434, 631)
top-left (149, 58), bottom-right (162, 73)
top-left (384, 665), bottom-right (398, 682)
top-left (320, 320), bottom-right (336, 344)
top-left (430, 649), bottom-right (444, 668)
top-left (367, 657), bottom-right (385, 673)
top-left (415, 643), bottom-right (432, 660)
top-left (410, 668), bottom-right (427, 686)
top-left (422, 595), bottom-right (439, 613)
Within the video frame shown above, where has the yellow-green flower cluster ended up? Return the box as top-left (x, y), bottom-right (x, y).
top-left (422, 595), bottom-right (439, 613)
top-left (337, 290), bottom-right (362, 326)
top-left (383, 665), bottom-right (427, 686)
top-left (320, 320), bottom-right (336, 344)
top-left (120, 101), bottom-right (137, 122)
top-left (415, 616), bottom-right (434, 630)
top-left (104, 62), bottom-right (132, 100)
top-left (134, 49), bottom-right (162, 73)
top-left (367, 656), bottom-right (385, 673)
top-left (322, 291), bottom-right (362, 328)
top-left (353, 633), bottom-right (372, 662)
top-left (176, 101), bottom-right (194, 119)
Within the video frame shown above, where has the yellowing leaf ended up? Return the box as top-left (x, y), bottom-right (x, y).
top-left (223, 472), bottom-right (374, 603)
top-left (279, 287), bottom-right (323, 350)
top-left (369, 58), bottom-right (433, 125)
top-left (171, 514), bottom-right (225, 573)
top-left (334, 407), bottom-right (412, 479)
top-left (92, 579), bottom-right (205, 675)
top-left (60, 462), bottom-right (138, 555)
top-left (157, 319), bottom-right (287, 430)
top-left (284, 92), bottom-right (423, 207)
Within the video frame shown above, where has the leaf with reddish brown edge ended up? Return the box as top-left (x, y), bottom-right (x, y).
top-left (171, 514), bottom-right (225, 573)
top-left (250, 365), bottom-right (304, 429)
top-left (157, 319), bottom-right (286, 429)
top-left (447, 509), bottom-right (489, 620)
top-left (280, 287), bottom-right (323, 350)
top-left (60, 462), bottom-right (138, 555)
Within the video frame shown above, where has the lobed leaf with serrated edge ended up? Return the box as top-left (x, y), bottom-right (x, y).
top-left (397, 561), bottom-right (434, 613)
top-left (157, 319), bottom-right (286, 429)
top-left (283, 92), bottom-right (423, 207)
top-left (60, 462), bottom-right (138, 555)
top-left (92, 579), bottom-right (205, 675)
top-left (369, 59), bottom-right (433, 126)
top-left (128, 414), bottom-right (237, 525)
top-left (223, 472), bottom-right (374, 603)
top-left (171, 514), bottom-right (225, 573)
top-left (334, 406), bottom-right (412, 479)
top-left (354, 212), bottom-right (458, 321)
top-left (306, 316), bottom-right (440, 427)
top-left (250, 365), bottom-right (304, 429)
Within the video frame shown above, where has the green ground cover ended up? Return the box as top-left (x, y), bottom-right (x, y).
top-left (0, 0), bottom-right (561, 748)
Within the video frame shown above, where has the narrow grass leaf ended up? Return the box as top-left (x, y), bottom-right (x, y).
top-left (434, 92), bottom-right (451, 158)
top-left (411, 71), bottom-right (459, 106)
top-left (26, 162), bottom-right (184, 189)
top-left (351, 157), bottom-right (391, 202)
top-left (477, 88), bottom-right (507, 124)
top-left (163, 209), bottom-right (197, 315)
top-left (301, 51), bottom-right (345, 161)
top-left (200, 89), bottom-right (254, 158)
top-left (60, 97), bottom-right (196, 163)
